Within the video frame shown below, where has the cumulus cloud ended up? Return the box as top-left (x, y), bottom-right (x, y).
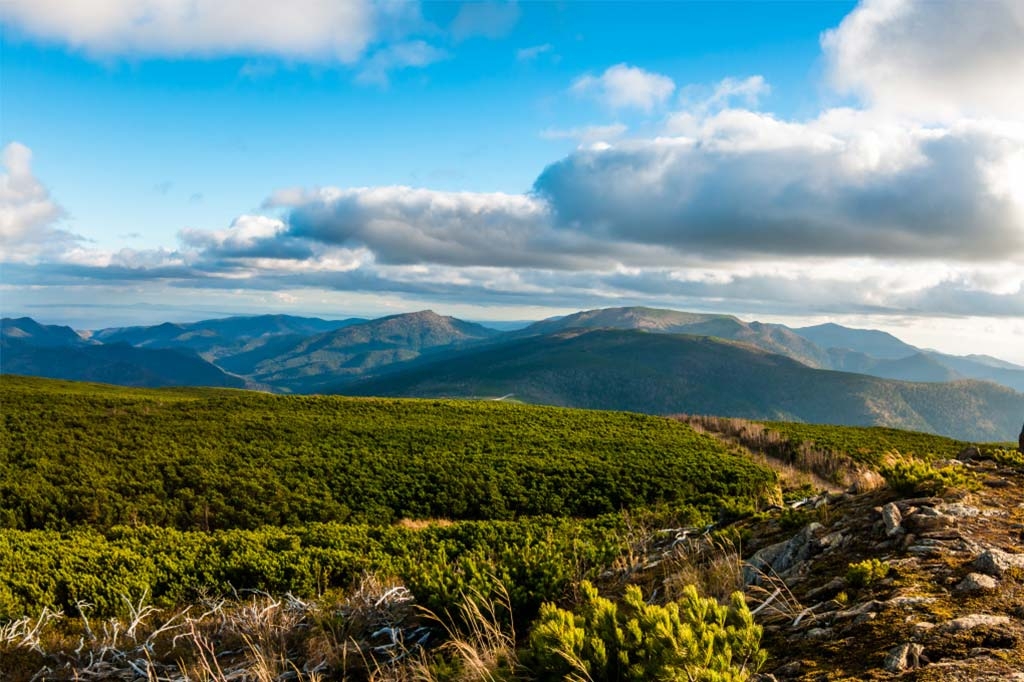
top-left (0, 142), bottom-right (77, 262)
top-left (179, 215), bottom-right (314, 261)
top-left (822, 0), bottom-right (1024, 120)
top-left (0, 0), bottom-right (387, 62)
top-left (266, 186), bottom-right (622, 270)
top-left (535, 114), bottom-right (1024, 261)
top-left (571, 64), bottom-right (676, 112)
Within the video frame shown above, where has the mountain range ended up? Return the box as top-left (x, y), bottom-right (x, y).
top-left (3, 307), bottom-right (1022, 440)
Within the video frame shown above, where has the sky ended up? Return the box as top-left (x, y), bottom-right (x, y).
top-left (1, 0), bottom-right (1023, 363)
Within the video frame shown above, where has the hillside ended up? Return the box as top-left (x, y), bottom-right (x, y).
top-left (794, 322), bottom-right (919, 359)
top-left (0, 374), bottom-right (772, 531)
top-left (344, 329), bottom-right (1024, 441)
top-left (91, 314), bottom-right (366, 360)
top-left (827, 349), bottom-right (963, 383)
top-left (231, 309), bottom-right (500, 392)
top-left (520, 308), bottom-right (1024, 392)
top-left (0, 340), bottom-right (247, 389)
top-left (521, 306), bottom-right (831, 368)
top-left (2, 376), bottom-right (1023, 681)
top-left (1, 317), bottom-right (92, 347)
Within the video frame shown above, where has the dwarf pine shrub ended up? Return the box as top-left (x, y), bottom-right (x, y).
top-left (846, 558), bottom-right (891, 588)
top-left (526, 581), bottom-right (765, 681)
top-left (879, 455), bottom-right (976, 496)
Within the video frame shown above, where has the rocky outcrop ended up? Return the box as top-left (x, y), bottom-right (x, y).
top-left (972, 548), bottom-right (1024, 577)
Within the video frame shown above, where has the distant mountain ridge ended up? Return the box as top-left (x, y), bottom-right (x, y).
top-left (221, 310), bottom-right (500, 392)
top-left (92, 314), bottom-right (366, 360)
top-left (1, 337), bottom-right (247, 389)
top-left (793, 322), bottom-right (918, 360)
top-left (2, 317), bottom-right (93, 347)
top-left (344, 328), bottom-right (1024, 441)
top-left (519, 306), bottom-right (1024, 391)
top-left (3, 307), bottom-right (1022, 439)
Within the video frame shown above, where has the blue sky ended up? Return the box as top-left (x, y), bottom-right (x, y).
top-left (1, 0), bottom-right (1023, 362)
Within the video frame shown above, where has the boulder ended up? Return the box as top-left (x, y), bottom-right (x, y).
top-left (954, 572), bottom-right (998, 594)
top-left (936, 614), bottom-right (1010, 633)
top-left (884, 642), bottom-right (924, 673)
top-left (957, 445), bottom-right (981, 462)
top-left (744, 523), bottom-right (824, 584)
top-left (881, 502), bottom-right (902, 536)
top-left (972, 549), bottom-right (1024, 578)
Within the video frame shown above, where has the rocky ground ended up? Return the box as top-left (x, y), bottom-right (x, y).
top-left (736, 454), bottom-right (1024, 680)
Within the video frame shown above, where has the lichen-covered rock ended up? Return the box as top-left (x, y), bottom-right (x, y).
top-left (882, 502), bottom-right (903, 536)
top-left (884, 642), bottom-right (924, 673)
top-left (972, 549), bottom-right (1024, 578)
top-left (955, 572), bottom-right (998, 594)
top-left (744, 522), bottom-right (824, 584)
top-left (936, 614), bottom-right (1011, 633)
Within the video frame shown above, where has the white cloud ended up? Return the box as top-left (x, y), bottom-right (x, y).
top-left (266, 185), bottom-right (610, 269)
top-left (0, 142), bottom-right (74, 262)
top-left (571, 64), bottom-right (676, 112)
top-left (535, 115), bottom-right (1024, 262)
top-left (181, 215), bottom-right (286, 252)
top-left (450, 1), bottom-right (520, 41)
top-left (0, 0), bottom-right (387, 62)
top-left (356, 40), bottom-right (448, 86)
top-left (822, 0), bottom-right (1024, 121)
top-left (705, 75), bottom-right (770, 109)
top-left (516, 43), bottom-right (552, 61)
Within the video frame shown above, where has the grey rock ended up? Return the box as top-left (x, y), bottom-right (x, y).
top-left (942, 503), bottom-right (981, 518)
top-left (805, 627), bottom-right (833, 640)
top-left (911, 622), bottom-right (935, 640)
top-left (884, 642), bottom-right (924, 673)
top-left (936, 614), bottom-right (1010, 633)
top-left (773, 661), bottom-right (802, 678)
top-left (958, 445), bottom-right (981, 462)
top-left (834, 600), bottom-right (880, 621)
top-left (805, 577), bottom-right (846, 602)
top-left (885, 596), bottom-right (935, 609)
top-left (817, 530), bottom-right (846, 551)
top-left (881, 502), bottom-right (903, 536)
top-left (955, 572), bottom-right (998, 594)
top-left (744, 522), bottom-right (824, 584)
top-left (972, 548), bottom-right (1024, 578)
top-left (906, 507), bottom-right (955, 533)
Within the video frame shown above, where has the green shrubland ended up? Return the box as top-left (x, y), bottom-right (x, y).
top-left (0, 375), bottom-right (776, 531)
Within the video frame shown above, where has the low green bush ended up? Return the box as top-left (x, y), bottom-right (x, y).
top-left (846, 559), bottom-right (891, 589)
top-left (526, 581), bottom-right (765, 681)
top-left (879, 456), bottom-right (977, 496)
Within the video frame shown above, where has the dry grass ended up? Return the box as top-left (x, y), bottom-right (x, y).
top-left (0, 576), bottom-right (528, 682)
top-left (676, 414), bottom-right (876, 492)
top-left (421, 582), bottom-right (518, 681)
top-left (396, 519), bottom-right (456, 531)
top-left (744, 566), bottom-right (815, 627)
top-left (661, 536), bottom-right (746, 604)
